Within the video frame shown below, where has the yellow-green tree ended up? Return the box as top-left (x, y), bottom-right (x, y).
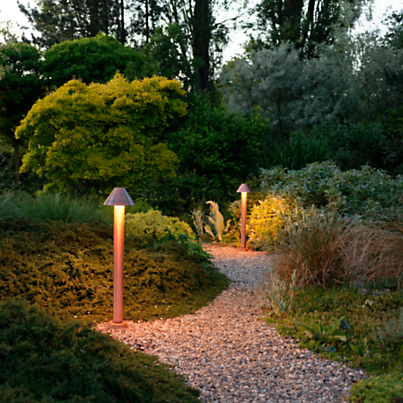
top-left (16, 74), bottom-right (186, 194)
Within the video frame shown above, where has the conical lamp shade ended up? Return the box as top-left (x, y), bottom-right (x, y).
top-left (236, 183), bottom-right (251, 193)
top-left (104, 188), bottom-right (135, 206)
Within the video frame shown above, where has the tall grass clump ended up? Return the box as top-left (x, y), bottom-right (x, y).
top-left (274, 207), bottom-right (354, 288)
top-left (344, 213), bottom-right (403, 284)
top-left (0, 191), bottom-right (107, 223)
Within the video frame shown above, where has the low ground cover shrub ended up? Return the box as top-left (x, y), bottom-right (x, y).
top-left (0, 217), bottom-right (229, 322)
top-left (126, 209), bottom-right (195, 240)
top-left (0, 299), bottom-right (200, 402)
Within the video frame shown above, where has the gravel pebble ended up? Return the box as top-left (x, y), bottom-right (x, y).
top-left (97, 246), bottom-right (367, 402)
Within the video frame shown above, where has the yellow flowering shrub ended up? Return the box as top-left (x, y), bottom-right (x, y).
top-left (125, 210), bottom-right (195, 240)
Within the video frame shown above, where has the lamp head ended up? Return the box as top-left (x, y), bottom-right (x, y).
top-left (104, 188), bottom-right (135, 206)
top-left (236, 183), bottom-right (251, 193)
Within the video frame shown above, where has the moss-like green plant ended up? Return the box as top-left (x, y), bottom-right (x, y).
top-left (349, 372), bottom-right (403, 403)
top-left (0, 217), bottom-right (228, 322)
top-left (370, 308), bottom-right (403, 351)
top-left (0, 299), bottom-right (200, 403)
top-left (125, 209), bottom-right (195, 241)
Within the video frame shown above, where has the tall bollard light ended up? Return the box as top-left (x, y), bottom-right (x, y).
top-left (104, 188), bottom-right (135, 329)
top-left (237, 183), bottom-right (251, 249)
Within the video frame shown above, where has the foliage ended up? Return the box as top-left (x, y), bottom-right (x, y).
top-left (163, 93), bottom-right (270, 194)
top-left (260, 161), bottom-right (403, 217)
top-left (343, 214), bottom-right (403, 283)
top-left (134, 172), bottom-right (222, 220)
top-left (384, 9), bottom-right (403, 50)
top-left (250, 0), bottom-right (365, 58)
top-left (191, 201), bottom-right (230, 242)
top-left (16, 74), bottom-right (186, 195)
top-left (263, 132), bottom-right (329, 170)
top-left (264, 285), bottom-right (403, 375)
top-left (349, 372), bottom-right (403, 403)
top-left (219, 44), bottom-right (305, 139)
top-left (0, 217), bottom-right (229, 322)
top-left (260, 268), bottom-right (296, 316)
top-left (42, 34), bottom-right (144, 88)
top-left (18, 0), bottom-right (126, 47)
top-left (294, 318), bottom-right (347, 350)
top-left (370, 308), bottom-right (403, 351)
top-left (204, 201), bottom-right (230, 241)
top-left (125, 209), bottom-right (195, 240)
top-left (0, 191), bottom-right (107, 224)
top-left (309, 119), bottom-right (386, 171)
top-left (247, 192), bottom-right (302, 250)
top-left (274, 207), bottom-right (354, 288)
top-left (0, 299), bottom-right (201, 403)
top-left (0, 42), bottom-right (46, 182)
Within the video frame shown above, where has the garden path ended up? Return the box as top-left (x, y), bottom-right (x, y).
top-left (98, 246), bottom-right (367, 402)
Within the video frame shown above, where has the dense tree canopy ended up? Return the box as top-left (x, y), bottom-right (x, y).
top-left (250, 0), bottom-right (366, 57)
top-left (0, 42), bottom-right (46, 181)
top-left (15, 74), bottom-right (186, 194)
top-left (42, 34), bottom-right (144, 88)
top-left (18, 0), bottom-right (126, 47)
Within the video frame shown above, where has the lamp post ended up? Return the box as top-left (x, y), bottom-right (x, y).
top-left (104, 188), bottom-right (135, 329)
top-left (237, 183), bottom-right (251, 249)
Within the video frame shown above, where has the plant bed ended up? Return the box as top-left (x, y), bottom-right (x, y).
top-left (0, 217), bottom-right (229, 323)
top-left (263, 285), bottom-right (403, 401)
top-left (0, 299), bottom-right (201, 402)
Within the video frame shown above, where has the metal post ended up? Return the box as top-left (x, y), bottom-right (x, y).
top-left (240, 192), bottom-right (247, 249)
top-left (113, 205), bottom-right (125, 325)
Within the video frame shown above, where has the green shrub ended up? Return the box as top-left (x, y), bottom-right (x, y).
top-left (0, 191), bottom-right (107, 223)
top-left (274, 207), bottom-right (354, 288)
top-left (260, 161), bottom-right (403, 217)
top-left (125, 209), bottom-right (195, 241)
top-left (0, 217), bottom-right (228, 322)
top-left (0, 299), bottom-right (200, 403)
top-left (310, 120), bottom-right (387, 171)
top-left (247, 192), bottom-right (302, 250)
top-left (264, 131), bottom-right (329, 170)
top-left (349, 372), bottom-right (403, 403)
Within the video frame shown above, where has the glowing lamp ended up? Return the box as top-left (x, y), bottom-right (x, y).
top-left (236, 183), bottom-right (251, 249)
top-left (104, 188), bottom-right (135, 329)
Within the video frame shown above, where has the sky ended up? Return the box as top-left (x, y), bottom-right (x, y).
top-left (1, 0), bottom-right (402, 62)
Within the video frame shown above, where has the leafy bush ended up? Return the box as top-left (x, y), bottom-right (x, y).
top-left (0, 299), bottom-right (200, 403)
top-left (0, 191), bottom-right (107, 223)
top-left (162, 93), bottom-right (271, 201)
top-left (260, 161), bottom-right (403, 217)
top-left (349, 372), bottom-right (403, 403)
top-left (370, 308), bottom-right (403, 351)
top-left (125, 209), bottom-right (195, 241)
top-left (274, 207), bottom-right (354, 288)
top-left (16, 74), bottom-right (186, 195)
top-left (310, 120), bottom-right (387, 171)
top-left (0, 217), bottom-right (228, 322)
top-left (247, 192), bottom-right (302, 250)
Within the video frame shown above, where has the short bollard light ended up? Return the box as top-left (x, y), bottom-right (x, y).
top-left (236, 183), bottom-right (251, 249)
top-left (104, 188), bottom-right (135, 329)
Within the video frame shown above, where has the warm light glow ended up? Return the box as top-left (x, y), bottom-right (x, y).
top-left (113, 205), bottom-right (125, 324)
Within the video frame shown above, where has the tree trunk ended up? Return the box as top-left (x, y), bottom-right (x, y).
top-left (192, 0), bottom-right (211, 93)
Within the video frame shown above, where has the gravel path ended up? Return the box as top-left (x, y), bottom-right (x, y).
top-left (97, 246), bottom-right (367, 402)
